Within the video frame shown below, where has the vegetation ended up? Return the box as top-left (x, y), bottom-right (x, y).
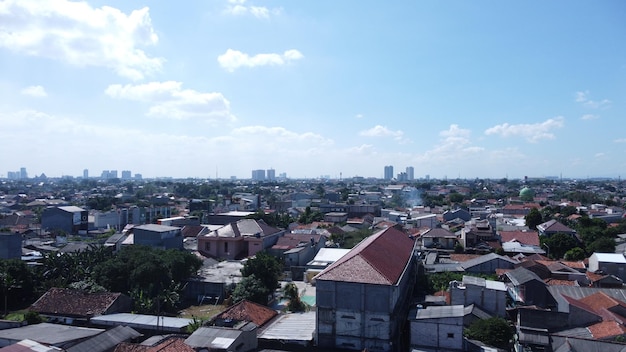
top-left (464, 317), bottom-right (513, 349)
top-left (524, 207), bottom-right (543, 230)
top-left (541, 233), bottom-right (579, 260)
top-left (231, 251), bottom-right (283, 305)
top-left (284, 282), bottom-right (306, 312)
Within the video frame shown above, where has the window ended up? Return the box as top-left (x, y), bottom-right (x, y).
top-left (447, 333), bottom-right (454, 338)
top-left (205, 242), bottom-right (210, 251)
top-left (224, 242), bottom-right (229, 253)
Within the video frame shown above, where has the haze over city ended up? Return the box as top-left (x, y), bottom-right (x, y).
top-left (0, 1), bottom-right (624, 180)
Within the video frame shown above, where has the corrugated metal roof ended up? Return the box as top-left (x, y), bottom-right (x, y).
top-left (65, 326), bottom-right (141, 352)
top-left (592, 253), bottom-right (626, 263)
top-left (0, 323), bottom-right (103, 346)
top-left (90, 313), bottom-right (192, 332)
top-left (413, 305), bottom-right (465, 319)
top-left (258, 312), bottom-right (316, 342)
top-left (184, 326), bottom-right (243, 349)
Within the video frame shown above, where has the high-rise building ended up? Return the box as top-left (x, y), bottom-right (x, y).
top-left (20, 167), bottom-right (27, 179)
top-left (83, 169), bottom-right (89, 179)
top-left (251, 169), bottom-right (266, 181)
top-left (101, 170), bottom-right (110, 179)
top-left (110, 170), bottom-right (118, 179)
top-left (121, 170), bottom-right (132, 180)
top-left (384, 165), bottom-right (394, 180)
top-left (406, 166), bottom-right (414, 181)
top-left (267, 168), bottom-right (276, 181)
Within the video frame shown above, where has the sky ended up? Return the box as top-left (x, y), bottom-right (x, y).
top-left (1, 0), bottom-right (625, 180)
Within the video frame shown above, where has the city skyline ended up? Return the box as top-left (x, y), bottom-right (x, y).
top-left (1, 1), bottom-right (624, 180)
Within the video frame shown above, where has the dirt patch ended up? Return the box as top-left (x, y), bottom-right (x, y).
top-left (179, 304), bottom-right (226, 320)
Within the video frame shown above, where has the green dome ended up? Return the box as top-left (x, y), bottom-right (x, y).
top-left (519, 187), bottom-right (534, 200)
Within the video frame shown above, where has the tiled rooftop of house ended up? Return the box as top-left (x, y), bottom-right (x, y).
top-left (30, 288), bottom-right (126, 317)
top-left (211, 299), bottom-right (277, 327)
top-left (499, 230), bottom-right (540, 246)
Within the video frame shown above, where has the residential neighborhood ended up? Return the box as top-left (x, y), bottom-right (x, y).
top-left (1, 175), bottom-right (626, 351)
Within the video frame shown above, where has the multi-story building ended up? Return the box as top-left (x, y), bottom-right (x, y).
top-left (315, 226), bottom-right (417, 351)
top-left (251, 169), bottom-right (266, 181)
top-left (384, 165), bottom-right (394, 180)
top-left (406, 166), bottom-right (414, 180)
top-left (0, 232), bottom-right (21, 259)
top-left (41, 206), bottom-right (88, 235)
top-left (121, 170), bottom-right (132, 180)
top-left (83, 169), bottom-right (89, 179)
top-left (267, 168), bottom-right (275, 181)
top-left (131, 224), bottom-right (183, 250)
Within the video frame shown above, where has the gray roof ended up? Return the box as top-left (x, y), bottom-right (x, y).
top-left (413, 305), bottom-right (465, 319)
top-left (460, 253), bottom-right (517, 270)
top-left (134, 224), bottom-right (180, 232)
top-left (506, 267), bottom-right (544, 286)
top-left (65, 326), bottom-right (141, 352)
top-left (185, 325), bottom-right (253, 349)
top-left (0, 323), bottom-right (103, 346)
top-left (90, 313), bottom-right (192, 332)
top-left (58, 206), bottom-right (86, 213)
top-left (461, 275), bottom-right (507, 291)
top-left (258, 312), bottom-right (316, 342)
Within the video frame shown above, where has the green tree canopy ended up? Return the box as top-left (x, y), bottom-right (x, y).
top-left (586, 237), bottom-right (616, 254)
top-left (240, 251), bottom-right (282, 292)
top-left (464, 317), bottom-right (513, 349)
top-left (541, 233), bottom-right (579, 259)
top-left (231, 275), bottom-right (269, 305)
top-left (525, 208), bottom-right (543, 230)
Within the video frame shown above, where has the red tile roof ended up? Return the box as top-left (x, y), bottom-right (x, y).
top-left (212, 299), bottom-right (277, 327)
top-left (588, 320), bottom-right (626, 339)
top-left (114, 337), bottom-right (194, 352)
top-left (315, 227), bottom-right (415, 285)
top-left (449, 254), bottom-right (482, 263)
top-left (30, 287), bottom-right (128, 317)
top-left (499, 230), bottom-right (540, 246)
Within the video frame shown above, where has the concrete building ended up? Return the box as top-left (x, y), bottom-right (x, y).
top-left (41, 206), bottom-right (88, 235)
top-left (409, 305), bottom-right (465, 351)
top-left (251, 169), bottom-right (265, 181)
top-left (588, 253), bottom-right (626, 281)
top-left (450, 275), bottom-right (507, 317)
top-left (0, 232), bottom-right (21, 259)
top-left (198, 219), bottom-right (284, 260)
top-left (267, 168), bottom-right (275, 181)
top-left (406, 166), bottom-right (414, 181)
top-left (315, 226), bottom-right (417, 351)
top-left (384, 165), bottom-right (394, 180)
top-left (131, 224), bottom-right (183, 250)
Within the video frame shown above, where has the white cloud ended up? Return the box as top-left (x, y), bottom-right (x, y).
top-left (360, 125), bottom-right (402, 138)
top-left (355, 114), bottom-right (364, 119)
top-left (581, 114), bottom-right (599, 120)
top-left (105, 81), bottom-right (235, 122)
top-left (20, 85), bottom-right (47, 97)
top-left (575, 91), bottom-right (611, 109)
top-left (615, 138), bottom-right (626, 143)
top-left (484, 117), bottom-right (564, 143)
top-left (595, 152), bottom-right (606, 158)
top-left (0, 0), bottom-right (163, 80)
top-left (223, 0), bottom-right (281, 19)
top-left (218, 49), bottom-right (303, 72)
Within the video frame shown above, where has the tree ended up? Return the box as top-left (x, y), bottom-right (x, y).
top-left (231, 275), bottom-right (269, 305)
top-left (586, 237), bottom-right (616, 254)
top-left (284, 282), bottom-right (306, 312)
top-left (542, 233), bottom-right (579, 259)
top-left (525, 208), bottom-right (543, 230)
top-left (240, 251), bottom-right (282, 293)
top-left (464, 317), bottom-right (513, 349)
top-left (564, 247), bottom-right (586, 261)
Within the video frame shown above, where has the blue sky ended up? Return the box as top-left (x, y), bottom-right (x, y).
top-left (1, 0), bottom-right (624, 180)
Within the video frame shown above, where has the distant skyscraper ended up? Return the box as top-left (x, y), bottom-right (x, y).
top-left (110, 170), bottom-right (118, 179)
top-left (20, 167), bottom-right (27, 179)
top-left (384, 165), bottom-right (394, 180)
top-left (251, 169), bottom-right (266, 181)
top-left (100, 170), bottom-right (109, 179)
top-left (134, 173), bottom-right (142, 180)
top-left (267, 168), bottom-right (276, 181)
top-left (121, 170), bottom-right (132, 180)
top-left (406, 166), bottom-right (414, 181)
top-left (83, 169), bottom-right (89, 179)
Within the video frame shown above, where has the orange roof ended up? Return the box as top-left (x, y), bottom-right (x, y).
top-left (212, 299), bottom-right (277, 327)
top-left (588, 320), bottom-right (626, 339)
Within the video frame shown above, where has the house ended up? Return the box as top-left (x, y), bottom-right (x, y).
top-left (420, 228), bottom-right (458, 250)
top-left (29, 288), bottom-right (131, 325)
top-left (270, 232), bottom-right (327, 270)
top-left (258, 312), bottom-right (317, 348)
top-left (184, 260), bottom-right (244, 304)
top-left (90, 313), bottom-right (193, 334)
top-left (315, 226), bottom-right (417, 351)
top-left (41, 206), bottom-right (88, 235)
top-left (537, 219), bottom-right (577, 238)
top-left (504, 267), bottom-right (555, 308)
top-left (409, 305), bottom-right (465, 351)
top-left (305, 248), bottom-right (351, 283)
top-left (197, 219), bottom-right (285, 260)
top-left (64, 325), bottom-right (141, 352)
top-left (450, 275), bottom-right (507, 317)
top-left (0, 323), bottom-right (104, 349)
top-left (130, 224), bottom-right (183, 250)
top-left (442, 208), bottom-right (471, 222)
top-left (324, 212), bottom-right (348, 223)
top-left (588, 252), bottom-right (626, 281)
top-left (460, 252), bottom-right (517, 274)
top-left (211, 299), bottom-right (277, 328)
top-left (185, 323), bottom-right (257, 352)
